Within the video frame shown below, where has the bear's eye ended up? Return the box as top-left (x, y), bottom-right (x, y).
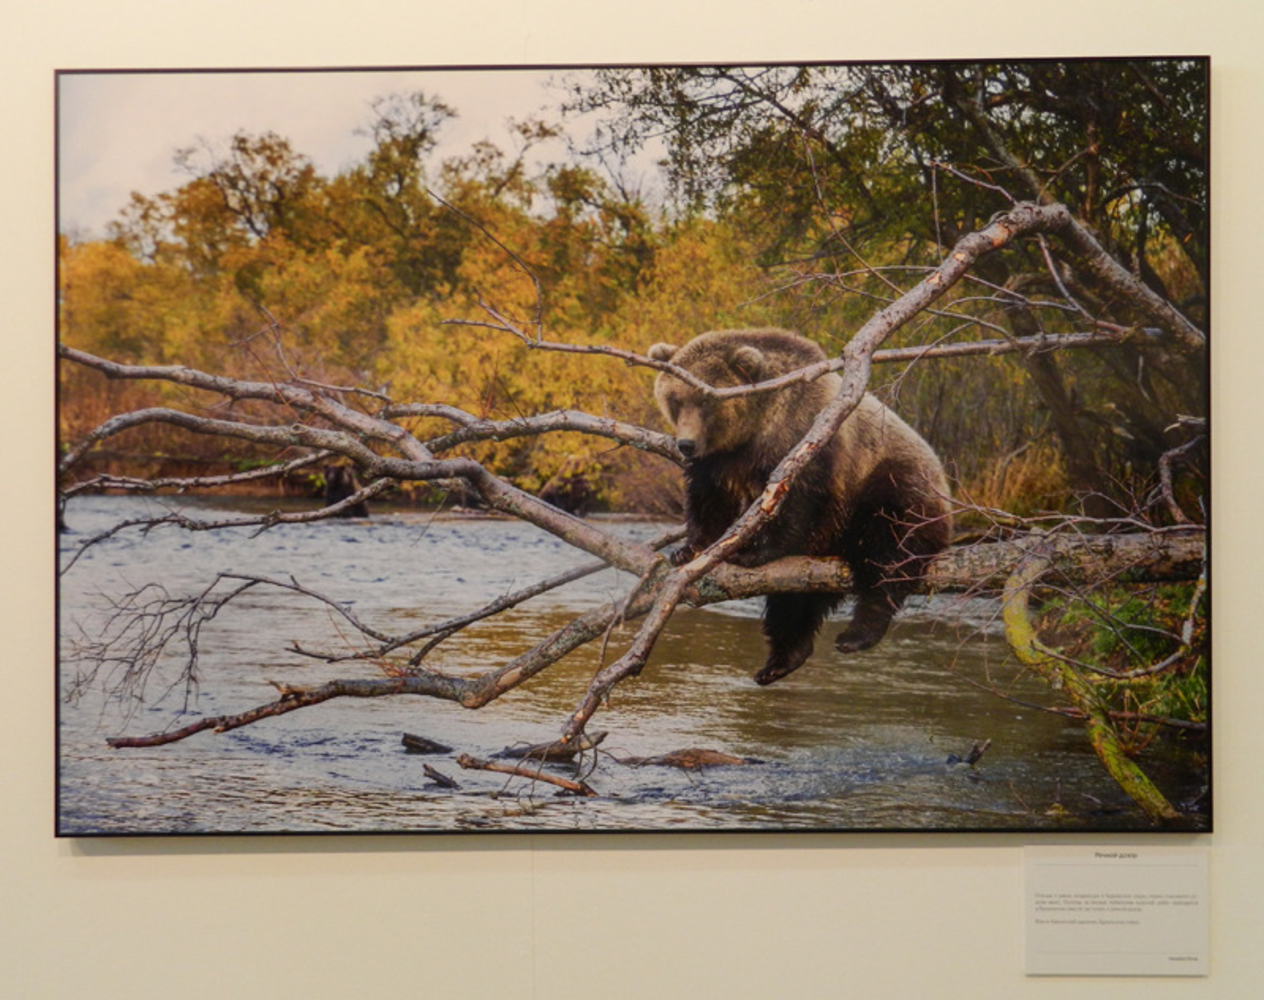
top-left (693, 397), bottom-right (720, 418)
top-left (667, 399), bottom-right (681, 422)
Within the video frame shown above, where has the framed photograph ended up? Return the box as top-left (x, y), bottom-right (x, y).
top-left (57, 59), bottom-right (1209, 836)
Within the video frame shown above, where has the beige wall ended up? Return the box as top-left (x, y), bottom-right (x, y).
top-left (6, 2), bottom-right (1262, 996)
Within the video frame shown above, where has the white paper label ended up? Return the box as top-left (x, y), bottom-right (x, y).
top-left (1025, 845), bottom-right (1209, 976)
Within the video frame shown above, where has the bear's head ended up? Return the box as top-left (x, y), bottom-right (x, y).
top-left (648, 333), bottom-right (773, 459)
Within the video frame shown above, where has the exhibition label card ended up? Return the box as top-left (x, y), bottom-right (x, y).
top-left (1025, 845), bottom-right (1208, 976)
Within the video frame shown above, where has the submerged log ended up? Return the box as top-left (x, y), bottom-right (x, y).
top-left (401, 733), bottom-right (454, 754)
top-left (497, 730), bottom-right (607, 762)
top-left (618, 748), bottom-right (758, 769)
top-left (422, 764), bottom-right (460, 789)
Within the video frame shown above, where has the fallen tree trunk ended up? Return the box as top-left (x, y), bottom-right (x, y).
top-left (698, 527), bottom-right (1205, 602)
top-left (103, 528), bottom-right (1204, 748)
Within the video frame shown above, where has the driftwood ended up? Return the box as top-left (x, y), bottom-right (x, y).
top-left (496, 731), bottom-right (607, 762)
top-left (945, 739), bottom-right (992, 767)
top-left (422, 764), bottom-right (460, 789)
top-left (401, 733), bottom-right (454, 754)
top-left (456, 754), bottom-right (598, 797)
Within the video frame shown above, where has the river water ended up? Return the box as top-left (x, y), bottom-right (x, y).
top-left (57, 495), bottom-right (1208, 835)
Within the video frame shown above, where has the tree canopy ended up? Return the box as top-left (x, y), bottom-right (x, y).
top-left (61, 60), bottom-right (1206, 520)
top-left (565, 60), bottom-right (1208, 514)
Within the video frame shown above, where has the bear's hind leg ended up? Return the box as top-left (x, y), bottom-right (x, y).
top-left (834, 589), bottom-right (899, 653)
top-left (833, 535), bottom-right (946, 653)
top-left (833, 477), bottom-right (948, 654)
top-left (754, 593), bottom-right (837, 685)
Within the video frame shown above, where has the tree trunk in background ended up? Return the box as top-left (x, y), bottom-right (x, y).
top-left (1005, 300), bottom-right (1116, 518)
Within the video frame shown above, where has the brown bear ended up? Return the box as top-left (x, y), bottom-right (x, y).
top-left (649, 328), bottom-right (951, 685)
top-left (323, 464), bottom-right (370, 518)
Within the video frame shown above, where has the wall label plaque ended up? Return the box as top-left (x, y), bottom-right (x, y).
top-left (1025, 845), bottom-right (1209, 976)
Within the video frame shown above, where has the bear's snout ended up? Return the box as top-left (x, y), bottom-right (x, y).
top-left (671, 406), bottom-right (708, 458)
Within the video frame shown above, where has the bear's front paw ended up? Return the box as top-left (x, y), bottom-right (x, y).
top-left (667, 544), bottom-right (697, 567)
top-left (753, 662), bottom-right (792, 685)
top-left (754, 655), bottom-right (810, 685)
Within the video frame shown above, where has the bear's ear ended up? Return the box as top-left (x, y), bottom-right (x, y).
top-left (648, 342), bottom-right (678, 362)
top-left (731, 345), bottom-right (766, 383)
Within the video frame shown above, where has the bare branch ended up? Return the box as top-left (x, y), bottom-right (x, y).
top-left (425, 187), bottom-right (545, 338)
top-left (60, 452), bottom-right (334, 500)
top-left (931, 157), bottom-right (1019, 204)
top-left (444, 301), bottom-right (732, 398)
top-left (58, 345), bottom-right (434, 463)
top-left (869, 327), bottom-right (1168, 366)
top-left (384, 403), bottom-right (680, 460)
top-left (1156, 433), bottom-right (1207, 526)
top-left (938, 99), bottom-right (1206, 351)
top-left (1055, 216), bottom-right (1206, 351)
top-left (95, 527), bottom-right (1203, 749)
top-left (106, 674), bottom-right (477, 748)
top-left (455, 754), bottom-right (598, 797)
top-left (288, 525), bottom-right (685, 665)
top-left (59, 479), bottom-right (397, 574)
top-left (59, 406), bottom-right (382, 476)
top-left (1113, 542), bottom-right (1207, 680)
top-left (58, 368), bottom-right (662, 578)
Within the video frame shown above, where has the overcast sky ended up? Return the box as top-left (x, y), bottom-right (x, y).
top-left (57, 68), bottom-right (620, 238)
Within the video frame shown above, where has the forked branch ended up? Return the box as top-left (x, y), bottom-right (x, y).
top-left (562, 201), bottom-right (1141, 740)
top-left (63, 201), bottom-right (1206, 768)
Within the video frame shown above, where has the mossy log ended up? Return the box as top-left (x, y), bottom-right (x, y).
top-left (1000, 547), bottom-right (1182, 824)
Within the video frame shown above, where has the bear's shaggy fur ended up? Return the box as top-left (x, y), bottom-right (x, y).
top-left (323, 464), bottom-right (370, 518)
top-left (649, 328), bottom-right (951, 685)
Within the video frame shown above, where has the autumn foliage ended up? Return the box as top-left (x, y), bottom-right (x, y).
top-left (59, 63), bottom-right (1208, 521)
